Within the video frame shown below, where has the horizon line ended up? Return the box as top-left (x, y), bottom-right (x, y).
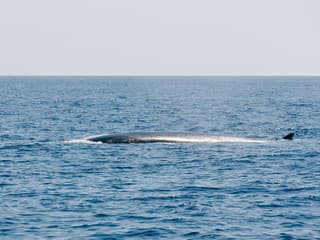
top-left (0, 75), bottom-right (319, 77)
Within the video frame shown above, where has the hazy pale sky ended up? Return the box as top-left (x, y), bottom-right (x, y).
top-left (0, 0), bottom-right (319, 75)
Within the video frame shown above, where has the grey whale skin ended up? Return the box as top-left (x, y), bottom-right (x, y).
top-left (86, 132), bottom-right (294, 144)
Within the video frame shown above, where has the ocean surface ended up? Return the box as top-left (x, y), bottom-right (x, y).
top-left (0, 76), bottom-right (319, 239)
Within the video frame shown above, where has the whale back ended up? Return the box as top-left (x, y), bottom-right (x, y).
top-left (86, 132), bottom-right (271, 144)
top-left (87, 132), bottom-right (208, 143)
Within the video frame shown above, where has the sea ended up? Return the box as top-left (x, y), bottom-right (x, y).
top-left (0, 76), bottom-right (319, 239)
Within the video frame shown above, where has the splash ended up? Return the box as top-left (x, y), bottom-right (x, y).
top-left (63, 138), bottom-right (103, 144)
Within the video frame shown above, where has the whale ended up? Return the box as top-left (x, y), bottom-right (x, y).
top-left (85, 132), bottom-right (294, 144)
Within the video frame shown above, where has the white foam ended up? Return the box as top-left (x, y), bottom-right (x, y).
top-left (143, 136), bottom-right (270, 143)
top-left (63, 138), bottom-right (102, 144)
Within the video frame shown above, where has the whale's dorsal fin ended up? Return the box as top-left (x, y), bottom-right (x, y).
top-left (283, 132), bottom-right (294, 140)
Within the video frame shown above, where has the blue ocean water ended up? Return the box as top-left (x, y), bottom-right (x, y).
top-left (0, 76), bottom-right (319, 239)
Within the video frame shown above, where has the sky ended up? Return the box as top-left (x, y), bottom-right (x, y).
top-left (0, 0), bottom-right (319, 75)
